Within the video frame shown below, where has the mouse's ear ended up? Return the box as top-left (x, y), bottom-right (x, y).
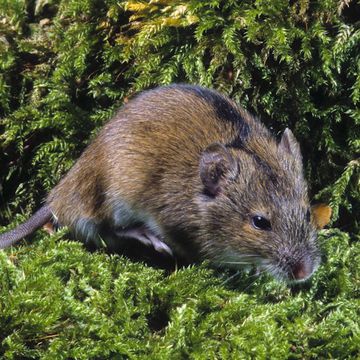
top-left (279, 128), bottom-right (302, 163)
top-left (199, 143), bottom-right (238, 197)
top-left (311, 203), bottom-right (332, 229)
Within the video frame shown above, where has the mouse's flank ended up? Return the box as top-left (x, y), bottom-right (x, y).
top-left (0, 84), bottom-right (331, 283)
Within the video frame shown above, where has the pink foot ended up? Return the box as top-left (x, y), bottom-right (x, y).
top-left (116, 226), bottom-right (173, 256)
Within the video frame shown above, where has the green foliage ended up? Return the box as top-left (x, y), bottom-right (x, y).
top-left (0, 0), bottom-right (358, 231)
top-left (0, 0), bottom-right (359, 357)
top-left (0, 230), bottom-right (359, 358)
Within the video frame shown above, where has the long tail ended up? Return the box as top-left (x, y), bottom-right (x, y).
top-left (0, 205), bottom-right (52, 249)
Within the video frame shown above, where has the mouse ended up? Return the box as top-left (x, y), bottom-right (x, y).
top-left (0, 84), bottom-right (332, 282)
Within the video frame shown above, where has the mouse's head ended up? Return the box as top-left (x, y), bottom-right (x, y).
top-left (198, 128), bottom-right (331, 283)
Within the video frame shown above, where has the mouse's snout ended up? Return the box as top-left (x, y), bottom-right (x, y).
top-left (290, 260), bottom-right (314, 281)
top-left (272, 243), bottom-right (320, 282)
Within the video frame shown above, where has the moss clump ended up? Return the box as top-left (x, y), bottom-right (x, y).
top-left (0, 230), bottom-right (359, 358)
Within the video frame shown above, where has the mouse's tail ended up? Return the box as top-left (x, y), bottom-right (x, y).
top-left (0, 205), bottom-right (52, 249)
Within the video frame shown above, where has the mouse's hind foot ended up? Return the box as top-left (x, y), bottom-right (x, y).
top-left (116, 226), bottom-right (173, 256)
top-left (42, 222), bottom-right (55, 235)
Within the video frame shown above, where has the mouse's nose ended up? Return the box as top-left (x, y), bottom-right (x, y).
top-left (291, 260), bottom-right (313, 280)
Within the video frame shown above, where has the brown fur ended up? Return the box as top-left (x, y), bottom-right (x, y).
top-left (1, 84), bottom-right (331, 282)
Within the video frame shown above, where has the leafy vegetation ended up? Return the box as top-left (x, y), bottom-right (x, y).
top-left (0, 0), bottom-right (359, 358)
top-left (0, 229), bottom-right (359, 358)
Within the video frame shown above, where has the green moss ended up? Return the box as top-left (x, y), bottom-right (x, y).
top-left (0, 0), bottom-right (359, 358)
top-left (0, 231), bottom-right (358, 358)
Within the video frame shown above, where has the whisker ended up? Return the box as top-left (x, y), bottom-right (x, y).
top-left (220, 261), bottom-right (253, 265)
top-left (255, 267), bottom-right (270, 277)
top-left (220, 270), bottom-right (242, 286)
top-left (245, 264), bottom-right (272, 281)
top-left (234, 254), bottom-right (260, 258)
top-left (265, 263), bottom-right (283, 281)
top-left (242, 275), bottom-right (263, 291)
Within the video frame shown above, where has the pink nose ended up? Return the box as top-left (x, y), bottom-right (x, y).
top-left (292, 261), bottom-right (312, 280)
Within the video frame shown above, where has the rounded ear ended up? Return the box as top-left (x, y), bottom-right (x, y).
top-left (279, 128), bottom-right (302, 163)
top-left (199, 143), bottom-right (238, 197)
top-left (311, 204), bottom-right (332, 229)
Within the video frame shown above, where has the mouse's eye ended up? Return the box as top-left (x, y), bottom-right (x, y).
top-left (251, 216), bottom-right (272, 231)
top-left (306, 209), bottom-right (311, 222)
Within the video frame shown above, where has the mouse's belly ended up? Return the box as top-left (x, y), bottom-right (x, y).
top-left (69, 199), bottom-right (172, 255)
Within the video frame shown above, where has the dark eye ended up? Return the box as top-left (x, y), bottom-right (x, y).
top-left (306, 209), bottom-right (311, 222)
top-left (251, 216), bottom-right (272, 231)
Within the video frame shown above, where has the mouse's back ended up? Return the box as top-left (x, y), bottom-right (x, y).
top-left (35, 85), bottom-right (331, 281)
top-left (47, 85), bottom-right (269, 248)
